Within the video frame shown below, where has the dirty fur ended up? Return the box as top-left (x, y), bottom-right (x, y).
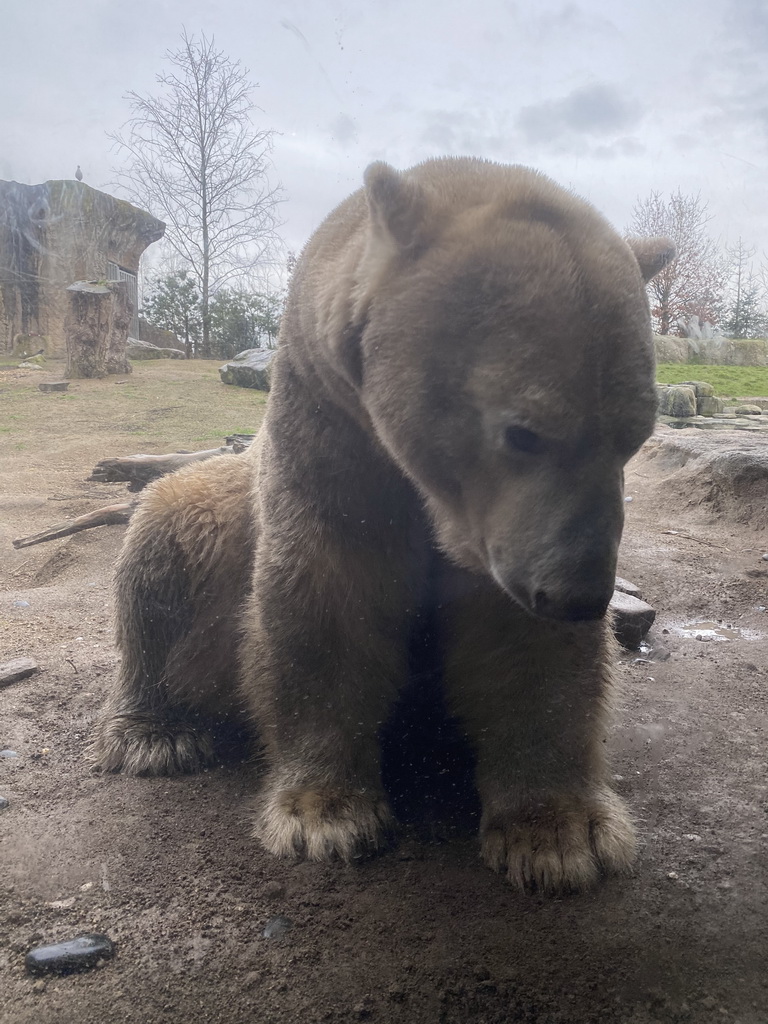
top-left (93, 157), bottom-right (675, 893)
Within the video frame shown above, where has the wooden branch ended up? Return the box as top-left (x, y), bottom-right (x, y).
top-left (12, 502), bottom-right (137, 549)
top-left (11, 436), bottom-right (259, 549)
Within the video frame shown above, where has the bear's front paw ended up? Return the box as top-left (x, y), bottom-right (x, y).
top-left (254, 783), bottom-right (394, 862)
top-left (480, 788), bottom-right (636, 893)
top-left (92, 713), bottom-right (215, 775)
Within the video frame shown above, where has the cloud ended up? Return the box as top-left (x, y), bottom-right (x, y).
top-left (515, 83), bottom-right (643, 150)
top-left (419, 109), bottom-right (511, 157)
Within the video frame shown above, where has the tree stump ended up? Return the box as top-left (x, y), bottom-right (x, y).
top-left (105, 280), bottom-right (133, 375)
top-left (64, 281), bottom-right (134, 379)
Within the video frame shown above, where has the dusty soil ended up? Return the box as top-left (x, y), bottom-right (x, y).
top-left (1, 362), bottom-right (767, 1024)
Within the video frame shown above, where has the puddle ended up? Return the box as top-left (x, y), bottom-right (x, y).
top-left (670, 620), bottom-right (762, 641)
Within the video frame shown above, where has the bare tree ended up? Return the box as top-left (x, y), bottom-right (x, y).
top-left (111, 30), bottom-right (284, 357)
top-left (721, 238), bottom-right (768, 338)
top-left (628, 190), bottom-right (725, 335)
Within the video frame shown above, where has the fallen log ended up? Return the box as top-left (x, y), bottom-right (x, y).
top-left (10, 436), bottom-right (258, 548)
top-left (90, 447), bottom-right (234, 491)
top-left (13, 502), bottom-right (137, 549)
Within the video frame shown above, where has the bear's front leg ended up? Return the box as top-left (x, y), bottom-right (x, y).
top-left (242, 525), bottom-right (421, 863)
top-left (442, 576), bottom-right (635, 893)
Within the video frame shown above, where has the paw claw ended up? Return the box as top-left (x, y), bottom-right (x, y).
top-left (91, 714), bottom-right (214, 775)
top-left (254, 784), bottom-right (394, 862)
top-left (480, 789), bottom-right (635, 893)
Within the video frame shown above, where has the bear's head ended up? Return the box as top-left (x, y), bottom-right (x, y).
top-left (346, 159), bottom-right (675, 622)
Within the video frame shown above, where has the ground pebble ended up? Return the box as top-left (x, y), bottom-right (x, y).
top-left (0, 796), bottom-right (9, 810)
top-left (262, 880), bottom-right (286, 899)
top-left (263, 915), bottom-right (294, 939)
top-left (25, 933), bottom-right (115, 975)
top-left (0, 750), bottom-right (18, 758)
top-left (13, 600), bottom-right (30, 608)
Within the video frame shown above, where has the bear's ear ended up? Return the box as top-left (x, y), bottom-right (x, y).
top-left (364, 161), bottom-right (427, 252)
top-left (625, 236), bottom-right (677, 283)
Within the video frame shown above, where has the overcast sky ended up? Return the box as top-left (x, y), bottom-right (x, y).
top-left (2, 0), bottom-right (766, 272)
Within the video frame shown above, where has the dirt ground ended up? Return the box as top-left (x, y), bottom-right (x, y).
top-left (1, 361), bottom-right (767, 1024)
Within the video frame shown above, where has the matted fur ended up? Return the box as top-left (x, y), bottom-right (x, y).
top-left (93, 157), bottom-right (675, 893)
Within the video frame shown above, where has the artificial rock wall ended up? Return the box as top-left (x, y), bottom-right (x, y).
top-left (0, 180), bottom-right (164, 356)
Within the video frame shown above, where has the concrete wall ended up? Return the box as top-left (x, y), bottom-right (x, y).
top-left (655, 334), bottom-right (768, 366)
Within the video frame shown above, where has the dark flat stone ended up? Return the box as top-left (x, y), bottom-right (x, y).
top-left (25, 934), bottom-right (115, 975)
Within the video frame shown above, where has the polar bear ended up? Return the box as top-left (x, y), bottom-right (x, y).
top-left (94, 158), bottom-right (674, 892)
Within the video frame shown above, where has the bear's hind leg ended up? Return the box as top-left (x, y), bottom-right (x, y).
top-left (93, 456), bottom-right (254, 775)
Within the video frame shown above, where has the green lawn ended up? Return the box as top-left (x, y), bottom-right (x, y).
top-left (0, 358), bottom-right (268, 450)
top-left (656, 364), bottom-right (768, 398)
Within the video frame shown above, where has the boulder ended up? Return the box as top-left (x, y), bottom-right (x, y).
top-left (219, 348), bottom-right (277, 390)
top-left (126, 338), bottom-right (185, 360)
top-left (679, 380), bottom-right (714, 398)
top-left (697, 395), bottom-right (724, 416)
top-left (734, 404), bottom-right (764, 416)
top-left (656, 384), bottom-right (697, 418)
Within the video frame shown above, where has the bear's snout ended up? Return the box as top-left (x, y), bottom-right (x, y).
top-left (490, 552), bottom-right (616, 622)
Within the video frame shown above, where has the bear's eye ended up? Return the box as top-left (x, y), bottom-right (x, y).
top-left (504, 425), bottom-right (544, 455)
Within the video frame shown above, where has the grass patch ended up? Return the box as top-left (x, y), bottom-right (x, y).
top-left (0, 359), bottom-right (268, 457)
top-left (656, 364), bottom-right (768, 398)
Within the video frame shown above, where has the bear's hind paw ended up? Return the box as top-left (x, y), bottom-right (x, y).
top-left (254, 784), bottom-right (394, 862)
top-left (91, 714), bottom-right (215, 775)
top-left (480, 788), bottom-right (636, 894)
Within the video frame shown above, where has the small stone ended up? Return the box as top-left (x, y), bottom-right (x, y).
top-left (0, 657), bottom-right (39, 688)
top-left (0, 796), bottom-right (9, 810)
top-left (46, 897), bottom-right (76, 909)
top-left (25, 933), bottom-right (115, 975)
top-left (13, 600), bottom-right (30, 608)
top-left (262, 880), bottom-right (286, 900)
top-left (700, 995), bottom-right (717, 1010)
top-left (31, 979), bottom-right (47, 994)
top-left (614, 576), bottom-right (643, 600)
top-left (667, 871), bottom-right (679, 880)
top-left (610, 591), bottom-right (656, 650)
top-left (263, 915), bottom-right (294, 939)
top-left (0, 750), bottom-right (19, 759)
top-left (761, 554), bottom-right (768, 562)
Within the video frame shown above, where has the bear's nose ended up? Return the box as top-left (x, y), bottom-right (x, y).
top-left (533, 588), bottom-right (611, 622)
